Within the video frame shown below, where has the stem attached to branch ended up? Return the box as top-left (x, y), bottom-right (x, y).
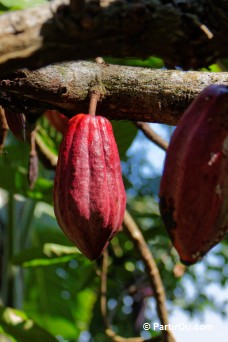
top-left (88, 91), bottom-right (100, 116)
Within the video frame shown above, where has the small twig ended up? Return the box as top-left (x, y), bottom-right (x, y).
top-left (29, 129), bottom-right (38, 160)
top-left (100, 248), bottom-right (164, 342)
top-left (200, 24), bottom-right (214, 39)
top-left (135, 122), bottom-right (168, 151)
top-left (101, 248), bottom-right (109, 328)
top-left (123, 210), bottom-right (176, 342)
top-left (28, 129), bottom-right (39, 189)
top-left (0, 106), bottom-right (9, 153)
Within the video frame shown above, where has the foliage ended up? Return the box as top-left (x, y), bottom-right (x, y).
top-left (0, 110), bottom-right (228, 342)
top-left (0, 0), bottom-right (47, 13)
top-left (0, 2), bottom-right (228, 342)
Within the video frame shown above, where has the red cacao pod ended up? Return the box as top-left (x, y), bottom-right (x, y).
top-left (53, 114), bottom-right (126, 260)
top-left (159, 85), bottom-right (228, 265)
top-left (44, 110), bottom-right (68, 135)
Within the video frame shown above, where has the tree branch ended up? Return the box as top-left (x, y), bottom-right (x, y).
top-left (1, 61), bottom-right (228, 125)
top-left (0, 0), bottom-right (228, 74)
top-left (135, 122), bottom-right (168, 151)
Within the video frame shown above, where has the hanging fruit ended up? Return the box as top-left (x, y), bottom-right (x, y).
top-left (53, 91), bottom-right (126, 260)
top-left (4, 110), bottom-right (26, 141)
top-left (159, 84), bottom-right (228, 265)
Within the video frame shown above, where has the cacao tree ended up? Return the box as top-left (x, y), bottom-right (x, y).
top-left (0, 1), bottom-right (228, 342)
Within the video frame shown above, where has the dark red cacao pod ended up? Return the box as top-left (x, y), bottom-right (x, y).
top-left (53, 114), bottom-right (126, 260)
top-left (159, 85), bottom-right (228, 265)
top-left (4, 110), bottom-right (26, 141)
top-left (44, 110), bottom-right (68, 135)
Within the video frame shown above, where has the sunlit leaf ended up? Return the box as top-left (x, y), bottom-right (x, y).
top-left (13, 243), bottom-right (81, 267)
top-left (104, 56), bottom-right (164, 69)
top-left (0, 307), bottom-right (58, 342)
top-left (0, 0), bottom-right (47, 10)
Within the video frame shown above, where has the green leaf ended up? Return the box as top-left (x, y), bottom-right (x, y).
top-left (0, 0), bottom-right (47, 10)
top-left (104, 56), bottom-right (164, 68)
top-left (0, 136), bottom-right (54, 203)
top-left (74, 289), bottom-right (97, 330)
top-left (23, 254), bottom-right (96, 339)
top-left (0, 161), bottom-right (53, 202)
top-left (36, 123), bottom-right (60, 155)
top-left (0, 3), bottom-right (9, 11)
top-left (13, 243), bottom-right (81, 267)
top-left (0, 307), bottom-right (58, 342)
top-left (201, 63), bottom-right (222, 72)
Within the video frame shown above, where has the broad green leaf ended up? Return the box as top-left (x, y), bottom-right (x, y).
top-left (23, 258), bottom-right (96, 339)
top-left (36, 123), bottom-right (60, 155)
top-left (201, 63), bottom-right (222, 72)
top-left (0, 307), bottom-right (58, 342)
top-left (19, 210), bottom-right (97, 340)
top-left (13, 243), bottom-right (80, 267)
top-left (74, 289), bottom-right (97, 330)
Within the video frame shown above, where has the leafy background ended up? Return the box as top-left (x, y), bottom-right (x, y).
top-left (0, 1), bottom-right (228, 341)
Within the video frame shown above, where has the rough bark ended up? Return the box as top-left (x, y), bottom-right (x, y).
top-left (1, 61), bottom-right (228, 125)
top-left (0, 0), bottom-right (228, 75)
